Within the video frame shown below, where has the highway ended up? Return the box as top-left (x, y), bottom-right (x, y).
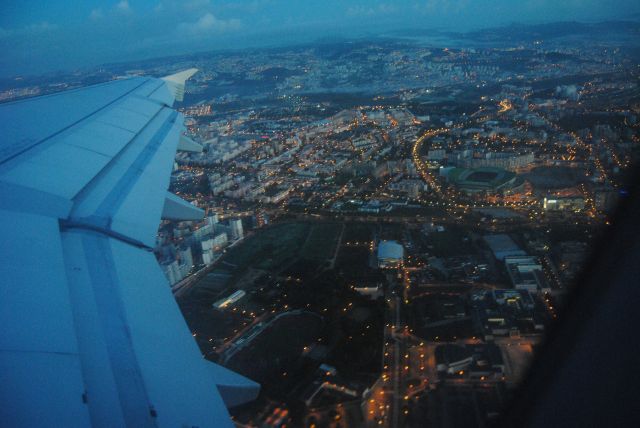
top-left (391, 295), bottom-right (402, 428)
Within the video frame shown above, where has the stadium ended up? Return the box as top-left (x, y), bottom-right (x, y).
top-left (446, 167), bottom-right (525, 194)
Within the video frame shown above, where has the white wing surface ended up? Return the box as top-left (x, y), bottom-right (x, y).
top-left (0, 73), bottom-right (259, 427)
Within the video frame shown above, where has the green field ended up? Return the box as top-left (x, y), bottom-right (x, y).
top-left (225, 222), bottom-right (311, 272)
top-left (300, 223), bottom-right (343, 261)
top-left (426, 227), bottom-right (473, 256)
top-left (342, 222), bottom-right (373, 243)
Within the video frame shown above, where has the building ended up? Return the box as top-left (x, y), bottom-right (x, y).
top-left (377, 240), bottom-right (404, 268)
top-left (207, 213), bottom-right (219, 225)
top-left (472, 289), bottom-right (541, 337)
top-left (202, 249), bottom-right (215, 266)
top-left (427, 148), bottom-right (446, 161)
top-left (229, 218), bottom-right (244, 240)
top-left (214, 290), bottom-right (246, 309)
top-left (388, 179), bottom-right (427, 198)
top-left (504, 256), bottom-right (546, 293)
top-left (458, 152), bottom-right (534, 170)
top-left (201, 233), bottom-right (227, 265)
top-left (353, 285), bottom-right (384, 300)
top-left (255, 211), bottom-right (269, 227)
top-left (543, 196), bottom-right (586, 212)
top-left (178, 246), bottom-right (194, 278)
top-left (484, 234), bottom-right (527, 260)
top-left (446, 167), bottom-right (525, 195)
top-left (161, 259), bottom-right (183, 286)
top-left (179, 245), bottom-right (193, 269)
top-left (435, 344), bottom-right (505, 378)
top-left (193, 222), bottom-right (214, 241)
top-left (201, 236), bottom-right (214, 252)
top-left (260, 187), bottom-right (291, 204)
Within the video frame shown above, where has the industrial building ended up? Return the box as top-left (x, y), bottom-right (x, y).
top-left (214, 290), bottom-right (247, 309)
top-left (484, 234), bottom-right (527, 261)
top-left (543, 196), bottom-right (586, 211)
top-left (504, 256), bottom-right (546, 293)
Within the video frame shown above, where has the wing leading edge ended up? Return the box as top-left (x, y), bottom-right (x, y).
top-left (0, 72), bottom-right (259, 427)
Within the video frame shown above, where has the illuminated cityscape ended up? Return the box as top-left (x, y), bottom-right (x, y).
top-left (1, 4), bottom-right (640, 428)
top-left (160, 23), bottom-right (637, 427)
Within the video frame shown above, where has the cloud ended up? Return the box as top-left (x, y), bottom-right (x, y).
top-left (184, 0), bottom-right (213, 12)
top-left (0, 22), bottom-right (58, 40)
top-left (115, 0), bottom-right (133, 15)
top-left (411, 0), bottom-right (471, 15)
top-left (219, 0), bottom-right (270, 14)
top-left (89, 9), bottom-right (104, 20)
top-left (88, 2), bottom-right (131, 21)
top-left (178, 12), bottom-right (241, 36)
top-left (88, 1), bottom-right (137, 21)
top-left (154, 0), bottom-right (218, 15)
top-left (347, 3), bottom-right (398, 17)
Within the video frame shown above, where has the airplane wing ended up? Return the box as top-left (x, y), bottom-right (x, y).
top-left (0, 70), bottom-right (259, 427)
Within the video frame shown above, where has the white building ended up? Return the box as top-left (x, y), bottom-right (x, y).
top-left (193, 223), bottom-right (213, 241)
top-left (212, 232), bottom-right (229, 249)
top-left (377, 240), bottom-right (404, 268)
top-left (229, 219), bottom-right (244, 241)
top-left (214, 290), bottom-right (246, 309)
top-left (179, 246), bottom-right (193, 268)
top-left (161, 259), bottom-right (183, 286)
top-left (207, 213), bottom-right (219, 225)
top-left (202, 249), bottom-right (215, 266)
top-left (504, 256), bottom-right (545, 293)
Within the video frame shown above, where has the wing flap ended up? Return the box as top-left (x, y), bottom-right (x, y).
top-left (0, 351), bottom-right (91, 427)
top-left (100, 233), bottom-right (233, 427)
top-left (0, 210), bottom-right (91, 427)
top-left (0, 210), bottom-right (78, 352)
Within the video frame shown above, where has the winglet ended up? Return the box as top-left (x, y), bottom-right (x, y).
top-left (161, 68), bottom-right (198, 102)
top-left (178, 135), bottom-right (203, 153)
top-left (205, 361), bottom-right (260, 408)
top-left (162, 192), bottom-right (204, 221)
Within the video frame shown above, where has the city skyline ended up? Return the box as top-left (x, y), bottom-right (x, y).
top-left (2, 0), bottom-right (640, 77)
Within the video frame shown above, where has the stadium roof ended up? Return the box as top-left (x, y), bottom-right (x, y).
top-left (377, 240), bottom-right (404, 260)
top-left (484, 234), bottom-right (526, 260)
top-left (447, 167), bottom-right (518, 192)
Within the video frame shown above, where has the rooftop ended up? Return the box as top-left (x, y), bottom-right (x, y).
top-left (377, 240), bottom-right (404, 261)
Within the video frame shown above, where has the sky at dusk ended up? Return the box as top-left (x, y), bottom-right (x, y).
top-left (1, 0), bottom-right (639, 78)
